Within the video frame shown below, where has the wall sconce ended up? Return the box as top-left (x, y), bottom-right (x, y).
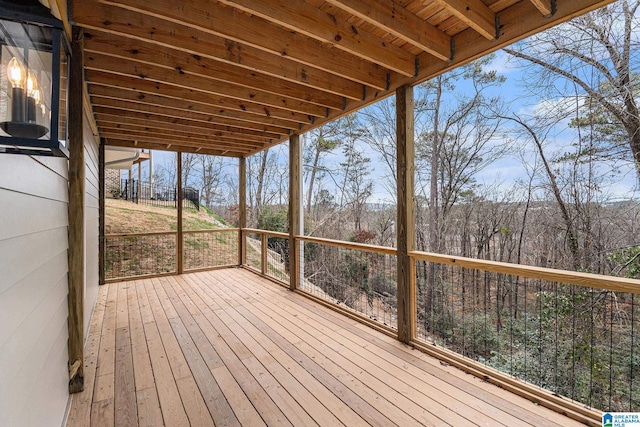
top-left (0, 1), bottom-right (70, 157)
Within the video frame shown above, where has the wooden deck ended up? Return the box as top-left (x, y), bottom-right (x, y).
top-left (66, 268), bottom-right (583, 427)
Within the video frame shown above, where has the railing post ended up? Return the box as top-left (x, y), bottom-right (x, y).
top-left (239, 156), bottom-right (247, 266)
top-left (261, 233), bottom-right (268, 275)
top-left (288, 134), bottom-right (301, 291)
top-left (396, 84), bottom-right (416, 344)
top-left (177, 152), bottom-right (184, 274)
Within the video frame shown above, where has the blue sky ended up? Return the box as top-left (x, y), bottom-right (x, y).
top-left (137, 38), bottom-right (639, 207)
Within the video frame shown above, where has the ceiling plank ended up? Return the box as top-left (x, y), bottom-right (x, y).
top-left (95, 114), bottom-right (274, 143)
top-left (88, 84), bottom-right (302, 130)
top-left (84, 31), bottom-right (346, 110)
top-left (72, 1), bottom-right (364, 100)
top-left (91, 101), bottom-right (292, 137)
top-left (87, 71), bottom-right (311, 126)
top-left (215, 0), bottom-right (417, 76)
top-left (93, 111), bottom-right (282, 140)
top-left (105, 138), bottom-right (246, 157)
top-left (300, 0), bottom-right (614, 146)
top-left (84, 52), bottom-right (330, 117)
top-left (322, 0), bottom-right (451, 60)
top-left (433, 0), bottom-right (497, 40)
top-left (93, 0), bottom-right (390, 89)
top-left (98, 124), bottom-right (264, 148)
top-left (100, 130), bottom-right (256, 151)
top-left (529, 0), bottom-right (554, 16)
top-left (97, 122), bottom-right (268, 146)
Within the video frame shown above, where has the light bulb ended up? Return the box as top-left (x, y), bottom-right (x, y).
top-left (26, 70), bottom-right (39, 99)
top-left (32, 88), bottom-right (41, 104)
top-left (7, 57), bottom-right (25, 89)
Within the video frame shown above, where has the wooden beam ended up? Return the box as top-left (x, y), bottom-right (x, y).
top-left (215, 0), bottom-right (416, 76)
top-left (71, 0), bottom-right (364, 100)
top-left (68, 26), bottom-right (85, 394)
top-left (323, 0), bottom-right (451, 60)
top-left (84, 53), bottom-right (330, 117)
top-left (93, 112), bottom-right (280, 141)
top-left (98, 131), bottom-right (254, 153)
top-left (83, 30), bottom-right (346, 109)
top-left (529, 0), bottom-right (555, 16)
top-left (177, 152), bottom-right (184, 274)
top-left (95, 116), bottom-right (274, 143)
top-left (434, 0), bottom-right (497, 40)
top-left (302, 0), bottom-right (614, 148)
top-left (97, 0), bottom-right (390, 88)
top-left (92, 107), bottom-right (286, 138)
top-left (86, 76), bottom-right (309, 127)
top-left (90, 98), bottom-right (293, 135)
top-left (238, 157), bottom-right (247, 266)
top-left (288, 134), bottom-right (301, 291)
top-left (96, 123), bottom-right (265, 147)
top-left (104, 138), bottom-right (244, 157)
top-left (396, 84), bottom-right (415, 345)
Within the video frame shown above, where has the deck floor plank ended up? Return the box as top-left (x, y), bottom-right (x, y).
top-left (226, 272), bottom-right (508, 426)
top-left (68, 268), bottom-right (586, 427)
top-left (176, 275), bottom-right (292, 426)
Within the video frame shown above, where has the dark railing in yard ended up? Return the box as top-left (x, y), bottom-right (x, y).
top-left (107, 178), bottom-right (200, 210)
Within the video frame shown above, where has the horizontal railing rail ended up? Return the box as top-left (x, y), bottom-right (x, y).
top-left (105, 231), bottom-right (177, 239)
top-left (410, 250), bottom-right (640, 294)
top-left (298, 235), bottom-right (398, 256)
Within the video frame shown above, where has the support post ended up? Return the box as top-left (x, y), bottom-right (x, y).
top-left (149, 150), bottom-right (154, 199)
top-left (137, 160), bottom-right (142, 203)
top-left (396, 84), bottom-right (416, 344)
top-left (238, 157), bottom-right (247, 265)
top-left (67, 26), bottom-right (85, 393)
top-left (98, 139), bottom-right (105, 286)
top-left (288, 134), bottom-right (301, 291)
top-left (177, 152), bottom-right (183, 274)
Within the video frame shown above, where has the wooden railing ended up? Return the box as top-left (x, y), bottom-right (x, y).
top-left (410, 250), bottom-right (640, 424)
top-left (183, 229), bottom-right (240, 272)
top-left (104, 228), bottom-right (239, 281)
top-left (104, 231), bottom-right (178, 280)
top-left (296, 235), bottom-right (398, 331)
top-left (242, 228), bottom-right (290, 283)
top-left (104, 226), bottom-right (640, 421)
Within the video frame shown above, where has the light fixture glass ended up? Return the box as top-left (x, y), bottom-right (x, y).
top-left (0, 5), bottom-right (69, 157)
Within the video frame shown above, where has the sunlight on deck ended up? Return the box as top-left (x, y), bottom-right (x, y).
top-left (66, 269), bottom-right (582, 426)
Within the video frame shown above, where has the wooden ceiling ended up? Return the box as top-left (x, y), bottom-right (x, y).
top-left (70, 0), bottom-right (614, 157)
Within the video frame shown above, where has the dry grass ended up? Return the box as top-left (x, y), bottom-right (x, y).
top-left (105, 199), bottom-right (226, 234)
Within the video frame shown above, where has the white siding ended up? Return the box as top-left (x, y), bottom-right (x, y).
top-left (84, 116), bottom-right (100, 336)
top-left (0, 154), bottom-right (70, 427)
top-left (0, 110), bottom-right (101, 427)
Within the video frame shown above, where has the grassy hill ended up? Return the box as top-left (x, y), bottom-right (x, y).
top-left (105, 199), bottom-right (237, 278)
top-left (105, 199), bottom-right (229, 234)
